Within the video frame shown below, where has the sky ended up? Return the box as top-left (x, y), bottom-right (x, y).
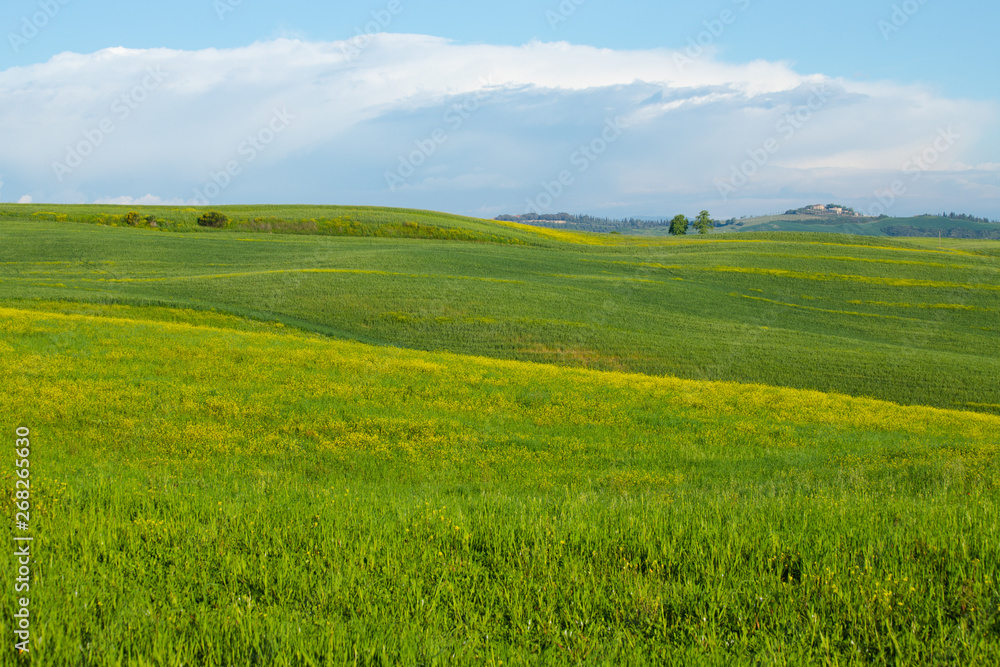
top-left (1, 0), bottom-right (998, 219)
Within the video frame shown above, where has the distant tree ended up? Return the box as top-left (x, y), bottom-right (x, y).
top-left (494, 212), bottom-right (675, 233)
top-left (197, 211), bottom-right (228, 228)
top-left (669, 214), bottom-right (689, 236)
top-left (693, 210), bottom-right (713, 234)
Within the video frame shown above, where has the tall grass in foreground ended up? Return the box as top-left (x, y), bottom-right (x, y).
top-left (2, 305), bottom-right (998, 665)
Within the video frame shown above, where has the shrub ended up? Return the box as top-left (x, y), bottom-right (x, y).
top-left (124, 211), bottom-right (142, 227)
top-left (197, 211), bottom-right (228, 228)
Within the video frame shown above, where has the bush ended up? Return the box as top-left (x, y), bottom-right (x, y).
top-left (124, 211), bottom-right (142, 227)
top-left (197, 211), bottom-right (228, 228)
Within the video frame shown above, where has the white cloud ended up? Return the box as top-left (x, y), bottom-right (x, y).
top-left (18, 195), bottom-right (32, 204)
top-left (0, 35), bottom-right (996, 218)
top-left (93, 194), bottom-right (197, 206)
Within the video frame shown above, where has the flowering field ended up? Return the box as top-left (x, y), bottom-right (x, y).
top-left (2, 303), bottom-right (998, 665)
top-left (2, 210), bottom-right (999, 663)
top-left (1, 209), bottom-right (999, 414)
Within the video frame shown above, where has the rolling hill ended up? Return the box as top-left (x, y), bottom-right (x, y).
top-left (707, 213), bottom-right (1000, 239)
top-left (2, 204), bottom-right (999, 663)
top-left (1, 204), bottom-right (998, 414)
top-left (2, 300), bottom-right (999, 664)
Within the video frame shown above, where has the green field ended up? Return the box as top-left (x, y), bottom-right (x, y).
top-left (2, 205), bottom-right (999, 664)
top-left (2, 204), bottom-right (999, 414)
top-left (692, 213), bottom-right (1000, 239)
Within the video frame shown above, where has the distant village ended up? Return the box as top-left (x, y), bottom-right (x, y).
top-left (791, 204), bottom-right (863, 217)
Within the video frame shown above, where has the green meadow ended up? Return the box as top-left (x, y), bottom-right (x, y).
top-left (1, 205), bottom-right (999, 665)
top-left (2, 204), bottom-right (999, 414)
top-left (696, 213), bottom-right (1000, 239)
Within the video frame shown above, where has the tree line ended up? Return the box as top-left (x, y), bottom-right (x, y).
top-left (495, 211), bottom-right (719, 234)
top-left (929, 212), bottom-right (998, 225)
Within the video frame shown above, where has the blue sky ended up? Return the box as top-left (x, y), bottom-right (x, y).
top-left (1, 0), bottom-right (997, 218)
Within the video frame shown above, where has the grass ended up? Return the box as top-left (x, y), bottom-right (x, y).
top-left (701, 214), bottom-right (1000, 238)
top-left (1, 206), bottom-right (999, 664)
top-left (1, 207), bottom-right (999, 414)
top-left (1, 303), bottom-right (998, 665)
top-left (0, 204), bottom-right (539, 245)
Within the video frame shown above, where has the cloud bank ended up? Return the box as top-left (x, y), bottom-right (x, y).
top-left (1, 35), bottom-right (996, 218)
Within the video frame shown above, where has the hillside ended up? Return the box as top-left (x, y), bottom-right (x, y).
top-left (2, 302), bottom-right (998, 663)
top-left (2, 205), bottom-right (999, 415)
top-left (496, 212), bottom-right (672, 234)
top-left (711, 213), bottom-right (1000, 239)
top-left (500, 206), bottom-right (1000, 240)
top-left (3, 206), bottom-right (1000, 663)
top-left (0, 203), bottom-right (542, 245)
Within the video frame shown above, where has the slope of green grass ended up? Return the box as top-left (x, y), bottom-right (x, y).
top-left (0, 203), bottom-right (547, 245)
top-left (2, 304), bottom-right (998, 665)
top-left (705, 213), bottom-right (1000, 238)
top-left (2, 211), bottom-right (998, 414)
